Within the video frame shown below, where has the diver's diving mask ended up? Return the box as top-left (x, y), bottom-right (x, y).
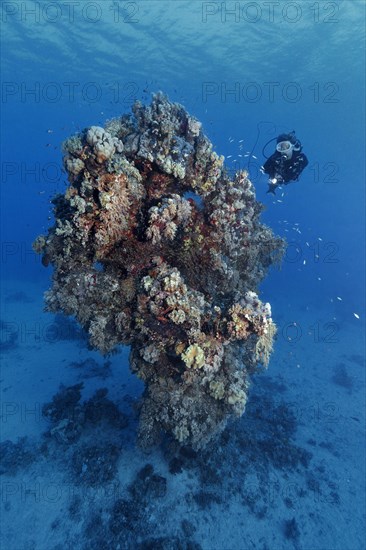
top-left (276, 140), bottom-right (294, 159)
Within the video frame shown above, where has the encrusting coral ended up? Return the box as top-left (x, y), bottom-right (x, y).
top-left (34, 92), bottom-right (285, 450)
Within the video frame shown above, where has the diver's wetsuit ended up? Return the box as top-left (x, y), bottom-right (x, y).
top-left (263, 150), bottom-right (308, 185)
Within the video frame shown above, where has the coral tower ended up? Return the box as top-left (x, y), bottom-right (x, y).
top-left (34, 93), bottom-right (284, 449)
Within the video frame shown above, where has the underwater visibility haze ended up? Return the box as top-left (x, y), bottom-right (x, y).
top-left (1, 1), bottom-right (365, 549)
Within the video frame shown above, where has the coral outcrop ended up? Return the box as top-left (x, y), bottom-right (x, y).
top-left (34, 93), bottom-right (285, 449)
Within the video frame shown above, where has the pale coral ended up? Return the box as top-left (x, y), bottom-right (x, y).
top-left (34, 93), bottom-right (285, 450)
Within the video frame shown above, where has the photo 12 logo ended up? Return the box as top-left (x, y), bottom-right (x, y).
top-left (201, 81), bottom-right (340, 104)
top-left (201, 2), bottom-right (340, 24)
top-left (1, 81), bottom-right (140, 105)
top-left (1, 2), bottom-right (139, 24)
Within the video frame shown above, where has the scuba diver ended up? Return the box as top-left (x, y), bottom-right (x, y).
top-left (262, 131), bottom-right (308, 194)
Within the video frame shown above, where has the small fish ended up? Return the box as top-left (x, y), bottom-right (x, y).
top-left (47, 129), bottom-right (53, 134)
top-left (336, 296), bottom-right (342, 301)
top-left (318, 237), bottom-right (323, 241)
top-left (252, 155), bottom-right (258, 159)
top-left (303, 260), bottom-right (306, 265)
top-left (239, 139), bottom-right (244, 143)
top-left (227, 155), bottom-right (232, 158)
top-left (318, 277), bottom-right (322, 281)
top-left (353, 313), bottom-right (360, 319)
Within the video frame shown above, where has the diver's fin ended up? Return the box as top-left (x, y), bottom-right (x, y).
top-left (266, 184), bottom-right (277, 195)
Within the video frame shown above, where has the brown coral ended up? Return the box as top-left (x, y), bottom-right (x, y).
top-left (34, 93), bottom-right (285, 450)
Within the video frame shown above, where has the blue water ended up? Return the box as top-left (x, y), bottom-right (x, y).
top-left (1, 1), bottom-right (365, 549)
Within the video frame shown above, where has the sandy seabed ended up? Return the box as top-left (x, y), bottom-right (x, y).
top-left (1, 279), bottom-right (365, 550)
